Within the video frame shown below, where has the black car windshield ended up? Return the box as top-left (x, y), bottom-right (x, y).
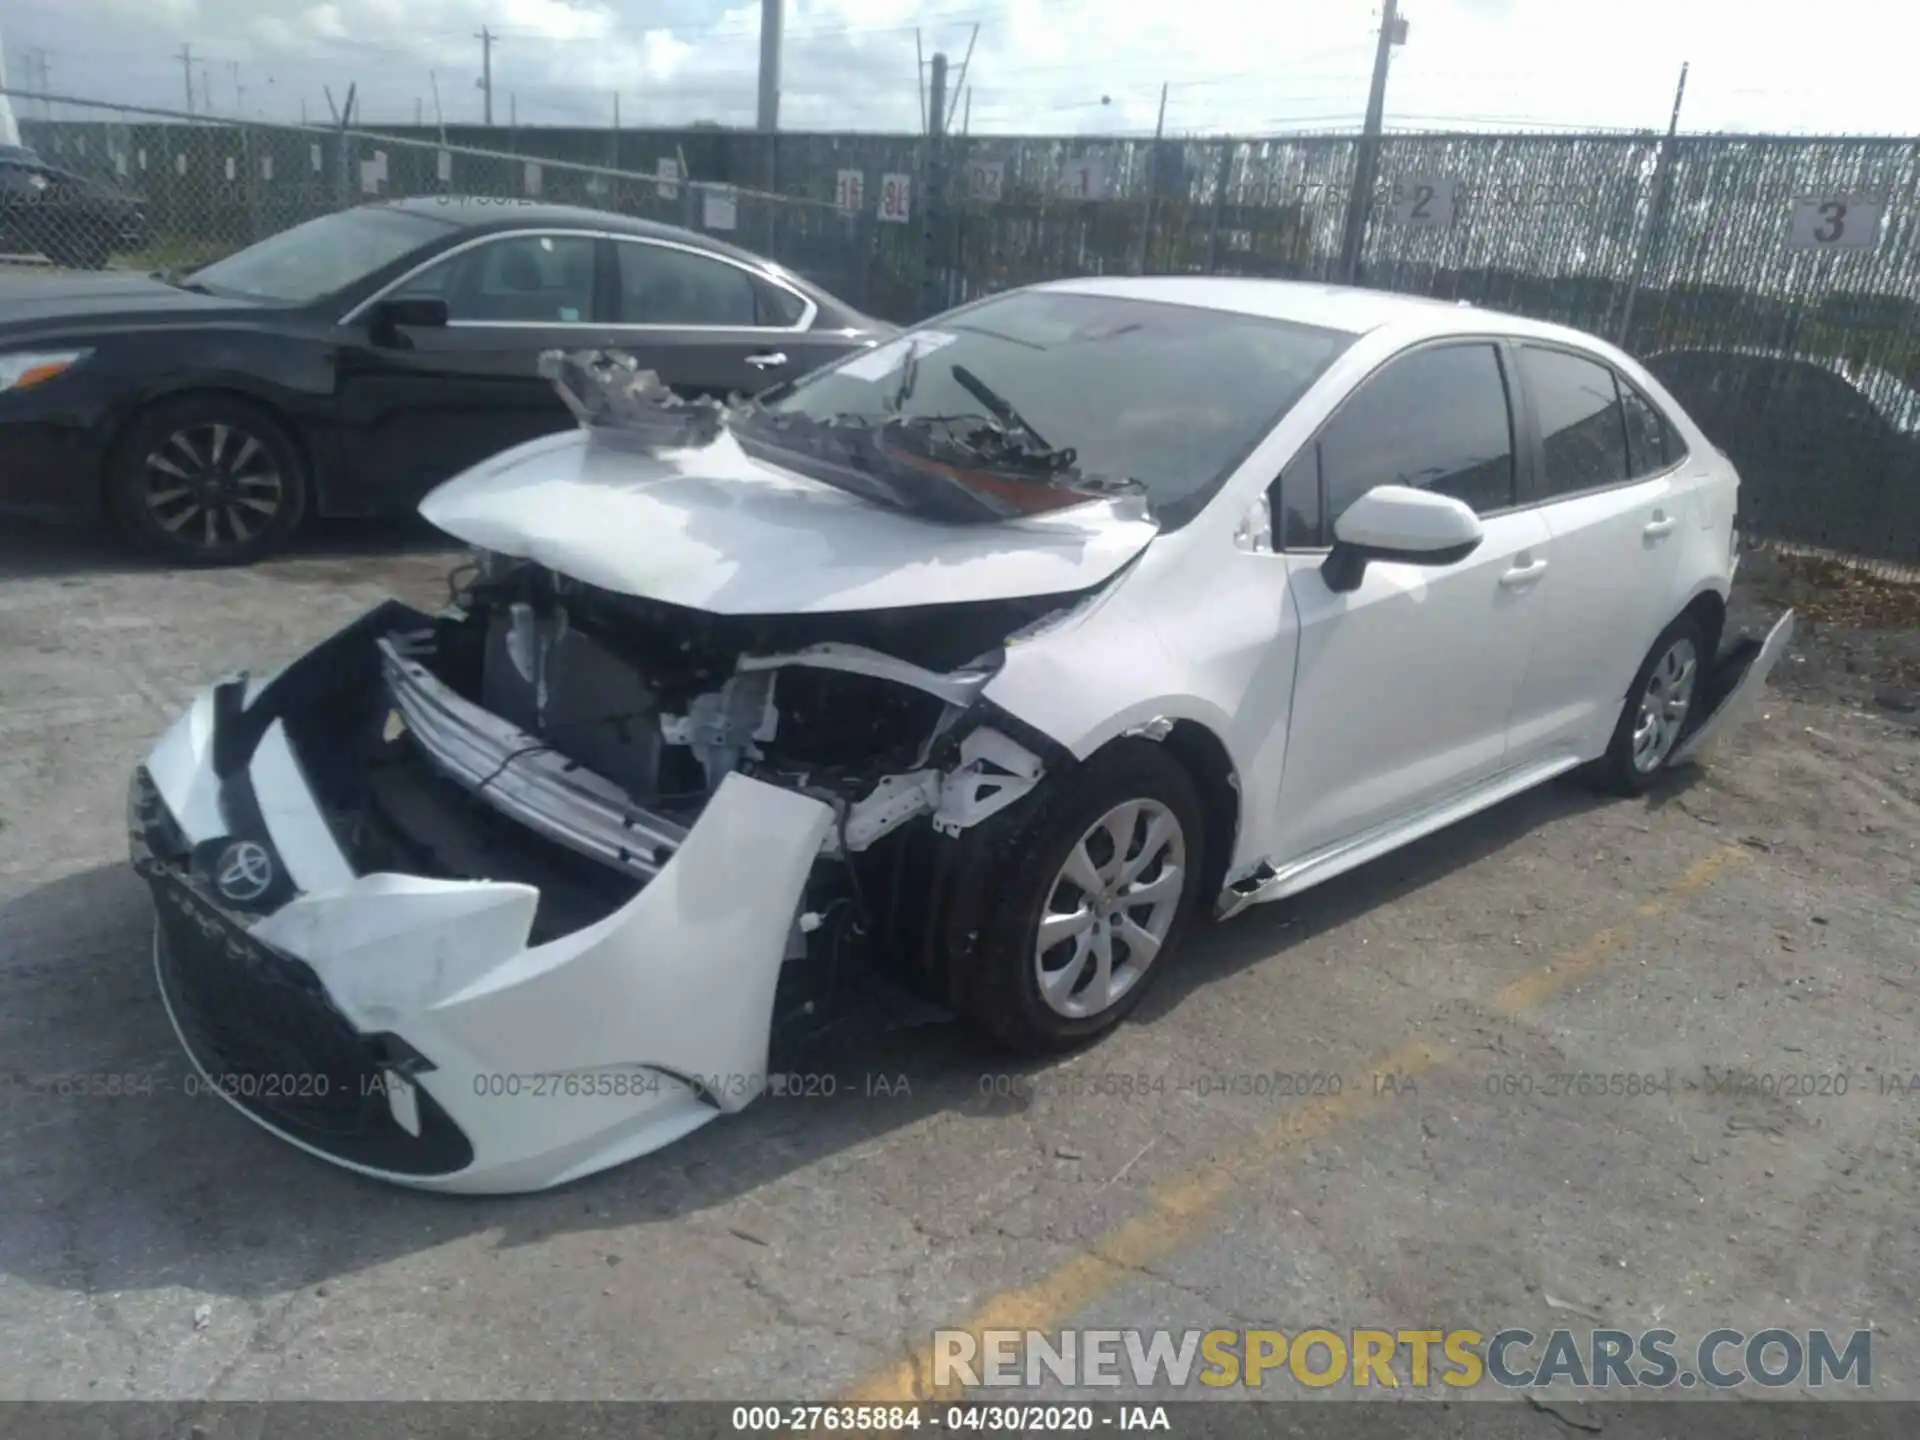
top-left (189, 207), bottom-right (459, 304)
top-left (763, 290), bottom-right (1354, 528)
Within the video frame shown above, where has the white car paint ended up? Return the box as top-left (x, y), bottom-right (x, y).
top-left (135, 277), bottom-right (1758, 1193)
top-left (419, 425), bottom-right (1160, 615)
top-left (982, 288), bottom-right (1740, 890)
top-left (149, 759), bottom-right (833, 1195)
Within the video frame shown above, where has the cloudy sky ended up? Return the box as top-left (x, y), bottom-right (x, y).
top-left (2, 0), bottom-right (1915, 136)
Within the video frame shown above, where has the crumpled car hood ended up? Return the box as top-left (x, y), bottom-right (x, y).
top-left (418, 427), bottom-right (1160, 615)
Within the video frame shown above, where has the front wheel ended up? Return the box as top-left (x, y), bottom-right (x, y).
top-left (937, 739), bottom-right (1207, 1054)
top-left (1586, 615), bottom-right (1706, 796)
top-left (107, 395), bottom-right (308, 566)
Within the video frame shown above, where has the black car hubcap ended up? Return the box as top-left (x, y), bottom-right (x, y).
top-left (143, 423), bottom-right (284, 549)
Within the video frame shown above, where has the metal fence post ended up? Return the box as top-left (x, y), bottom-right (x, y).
top-left (1206, 140), bottom-right (1230, 274)
top-left (1613, 62), bottom-right (1689, 348)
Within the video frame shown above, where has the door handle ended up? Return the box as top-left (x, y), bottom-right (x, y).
top-left (1499, 558), bottom-right (1549, 589)
top-left (746, 351), bottom-right (789, 369)
top-left (1643, 514), bottom-right (1678, 539)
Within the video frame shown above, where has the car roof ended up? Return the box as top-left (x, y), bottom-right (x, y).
top-left (1031, 275), bottom-right (1584, 344)
top-left (1646, 344), bottom-right (1920, 431)
top-left (374, 196), bottom-right (778, 269)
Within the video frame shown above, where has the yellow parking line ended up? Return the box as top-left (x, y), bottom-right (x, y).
top-left (842, 844), bottom-right (1748, 1404)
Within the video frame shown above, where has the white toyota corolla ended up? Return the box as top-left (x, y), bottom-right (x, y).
top-left (130, 277), bottom-right (1792, 1193)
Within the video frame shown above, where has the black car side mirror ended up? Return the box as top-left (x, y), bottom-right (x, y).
top-left (368, 296), bottom-right (449, 345)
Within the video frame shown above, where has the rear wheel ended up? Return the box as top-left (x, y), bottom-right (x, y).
top-left (108, 395), bottom-right (308, 566)
top-left (937, 740), bottom-right (1206, 1054)
top-left (1586, 615), bottom-right (1705, 796)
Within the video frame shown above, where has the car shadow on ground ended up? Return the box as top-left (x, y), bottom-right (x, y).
top-left (0, 767), bottom-right (1700, 1303)
top-left (0, 515), bottom-right (455, 582)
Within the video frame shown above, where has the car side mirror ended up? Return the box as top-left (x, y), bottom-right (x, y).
top-left (1321, 484), bottom-right (1484, 593)
top-left (369, 296), bottom-right (449, 345)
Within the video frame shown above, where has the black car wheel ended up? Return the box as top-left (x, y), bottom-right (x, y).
top-left (108, 396), bottom-right (308, 566)
top-left (934, 739), bottom-right (1207, 1055)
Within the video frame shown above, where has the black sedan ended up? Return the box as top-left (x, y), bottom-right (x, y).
top-left (0, 198), bottom-right (890, 563)
top-left (0, 146), bottom-right (152, 269)
top-left (1644, 346), bottom-right (1920, 560)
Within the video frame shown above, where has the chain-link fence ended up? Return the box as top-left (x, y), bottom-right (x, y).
top-left (5, 90), bottom-right (1918, 569)
top-left (1, 93), bottom-right (909, 314)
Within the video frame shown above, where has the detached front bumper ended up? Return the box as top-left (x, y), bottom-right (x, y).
top-left (131, 605), bottom-right (834, 1194)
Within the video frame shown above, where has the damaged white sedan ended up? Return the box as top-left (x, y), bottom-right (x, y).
top-left (129, 277), bottom-right (1791, 1193)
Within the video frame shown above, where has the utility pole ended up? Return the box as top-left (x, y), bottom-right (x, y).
top-left (1614, 61), bottom-right (1689, 347)
top-left (178, 43), bottom-right (196, 116)
top-left (476, 26), bottom-right (494, 126)
top-left (926, 52), bottom-right (946, 141)
top-left (229, 60), bottom-right (244, 116)
top-left (1133, 81), bottom-right (1170, 275)
top-left (610, 92), bottom-right (620, 168)
top-left (922, 51), bottom-right (949, 315)
top-left (756, 0), bottom-right (782, 131)
top-left (1337, 0), bottom-right (1407, 285)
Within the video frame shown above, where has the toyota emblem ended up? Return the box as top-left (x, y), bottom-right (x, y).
top-left (213, 840), bottom-right (274, 904)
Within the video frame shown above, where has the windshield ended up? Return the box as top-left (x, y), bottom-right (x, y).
top-left (189, 206), bottom-right (459, 304)
top-left (764, 290), bottom-right (1354, 528)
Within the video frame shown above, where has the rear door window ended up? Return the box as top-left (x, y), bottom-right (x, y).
top-left (616, 241), bottom-right (759, 325)
top-left (1519, 346), bottom-right (1631, 498)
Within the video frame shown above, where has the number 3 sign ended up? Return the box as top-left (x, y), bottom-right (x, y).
top-left (1788, 196), bottom-right (1883, 251)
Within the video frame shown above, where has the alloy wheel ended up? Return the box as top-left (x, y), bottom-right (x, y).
top-left (1631, 635), bottom-right (1699, 773)
top-left (142, 422), bottom-right (286, 551)
top-left (1034, 798), bottom-right (1186, 1020)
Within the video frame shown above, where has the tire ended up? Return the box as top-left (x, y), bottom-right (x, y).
top-left (936, 739), bottom-right (1207, 1055)
top-left (107, 395), bottom-right (308, 566)
top-left (1585, 613), bottom-right (1707, 797)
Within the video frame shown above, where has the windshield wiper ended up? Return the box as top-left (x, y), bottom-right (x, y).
top-left (889, 337), bottom-right (923, 415)
top-left (950, 363), bottom-right (1052, 452)
top-left (151, 268), bottom-right (212, 294)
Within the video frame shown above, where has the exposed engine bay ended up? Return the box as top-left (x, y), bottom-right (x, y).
top-left (326, 551), bottom-right (1081, 957)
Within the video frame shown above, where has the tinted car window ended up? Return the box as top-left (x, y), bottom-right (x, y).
top-left (397, 234), bottom-right (598, 323)
top-left (617, 241), bottom-right (757, 325)
top-left (192, 206), bottom-right (459, 303)
top-left (1274, 449), bottom-right (1323, 549)
top-left (1521, 346), bottom-right (1630, 497)
top-left (1619, 379), bottom-right (1673, 478)
top-left (1315, 343), bottom-right (1516, 527)
top-left (769, 290), bottom-right (1354, 529)
top-left (754, 278), bottom-right (808, 327)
